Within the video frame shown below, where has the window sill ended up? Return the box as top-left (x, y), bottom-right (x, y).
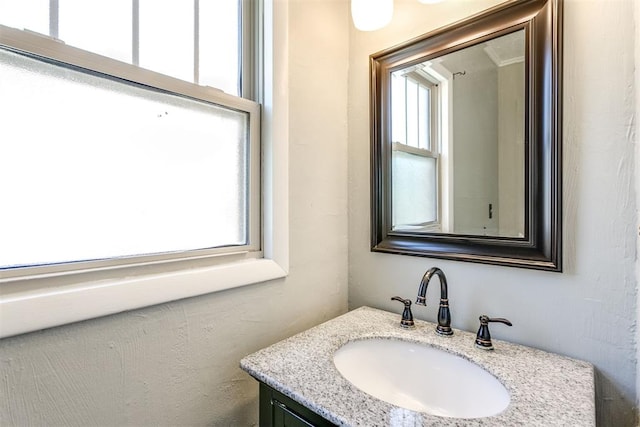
top-left (0, 257), bottom-right (287, 338)
top-left (0, 0), bottom-right (290, 340)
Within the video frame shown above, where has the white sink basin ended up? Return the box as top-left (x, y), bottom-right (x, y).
top-left (333, 338), bottom-right (510, 418)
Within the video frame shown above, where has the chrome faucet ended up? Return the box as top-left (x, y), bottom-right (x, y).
top-left (416, 267), bottom-right (453, 336)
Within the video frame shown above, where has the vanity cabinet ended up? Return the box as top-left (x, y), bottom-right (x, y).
top-left (259, 382), bottom-right (337, 427)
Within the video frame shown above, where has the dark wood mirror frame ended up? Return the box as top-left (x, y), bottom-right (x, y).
top-left (370, 0), bottom-right (562, 271)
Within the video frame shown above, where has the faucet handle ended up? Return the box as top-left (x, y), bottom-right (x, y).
top-left (391, 296), bottom-right (415, 329)
top-left (475, 315), bottom-right (512, 350)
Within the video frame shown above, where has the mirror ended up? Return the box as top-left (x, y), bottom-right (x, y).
top-left (391, 30), bottom-right (525, 237)
top-left (371, 0), bottom-right (562, 271)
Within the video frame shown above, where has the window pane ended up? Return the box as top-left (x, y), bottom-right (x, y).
top-left (418, 85), bottom-right (431, 150)
top-left (0, 0), bottom-right (49, 35)
top-left (139, 0), bottom-right (194, 82)
top-left (392, 151), bottom-right (437, 227)
top-left (199, 0), bottom-right (239, 95)
top-left (406, 79), bottom-right (418, 147)
top-left (58, 0), bottom-right (132, 63)
top-left (391, 74), bottom-right (406, 144)
top-left (0, 47), bottom-right (248, 269)
top-left (0, 0), bottom-right (243, 92)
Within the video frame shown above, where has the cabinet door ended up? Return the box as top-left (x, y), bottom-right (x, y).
top-left (272, 398), bottom-right (315, 427)
top-left (259, 382), bottom-right (337, 427)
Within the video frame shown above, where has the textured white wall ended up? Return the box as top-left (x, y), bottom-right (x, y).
top-left (348, 0), bottom-right (637, 425)
top-left (0, 1), bottom-right (350, 425)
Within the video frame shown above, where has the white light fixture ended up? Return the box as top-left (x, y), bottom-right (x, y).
top-left (351, 0), bottom-right (393, 31)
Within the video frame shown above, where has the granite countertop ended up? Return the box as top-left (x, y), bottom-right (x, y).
top-left (240, 306), bottom-right (595, 426)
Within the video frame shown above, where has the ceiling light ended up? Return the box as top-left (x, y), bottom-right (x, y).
top-left (351, 0), bottom-right (393, 31)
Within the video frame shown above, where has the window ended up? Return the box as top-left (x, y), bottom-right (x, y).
top-left (391, 70), bottom-right (440, 231)
top-left (0, 0), bottom-right (242, 95)
top-left (0, 0), bottom-right (290, 338)
top-left (0, 1), bottom-right (260, 279)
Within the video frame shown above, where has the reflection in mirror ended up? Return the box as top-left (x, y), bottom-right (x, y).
top-left (391, 30), bottom-right (525, 238)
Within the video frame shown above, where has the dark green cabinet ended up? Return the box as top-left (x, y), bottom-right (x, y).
top-left (259, 382), bottom-right (337, 427)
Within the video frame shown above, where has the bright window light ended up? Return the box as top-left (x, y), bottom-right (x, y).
top-left (0, 0), bottom-right (49, 35)
top-left (139, 0), bottom-right (194, 82)
top-left (0, 0), bottom-right (241, 95)
top-left (59, 0), bottom-right (132, 63)
top-left (0, 47), bottom-right (249, 270)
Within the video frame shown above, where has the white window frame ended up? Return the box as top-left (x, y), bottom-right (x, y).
top-left (0, 0), bottom-right (290, 338)
top-left (393, 71), bottom-right (438, 151)
top-left (392, 70), bottom-right (442, 231)
top-left (423, 61), bottom-right (454, 233)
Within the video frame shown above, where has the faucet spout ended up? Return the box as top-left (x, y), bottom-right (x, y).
top-left (415, 267), bottom-right (453, 336)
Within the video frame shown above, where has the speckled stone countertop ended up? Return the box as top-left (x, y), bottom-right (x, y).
top-left (240, 306), bottom-right (595, 426)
